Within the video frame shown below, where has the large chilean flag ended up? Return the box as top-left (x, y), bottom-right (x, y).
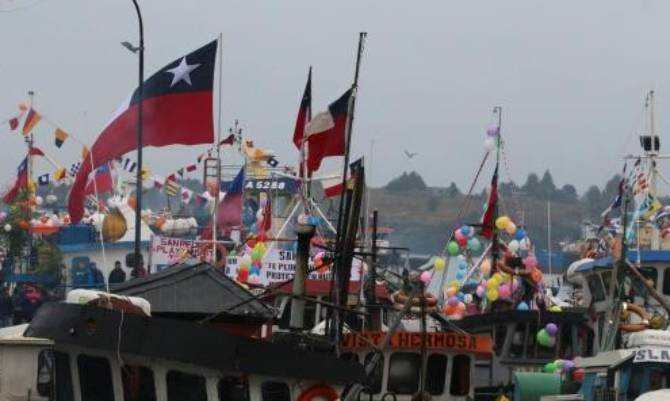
top-left (68, 40), bottom-right (217, 223)
top-left (305, 88), bottom-right (352, 173)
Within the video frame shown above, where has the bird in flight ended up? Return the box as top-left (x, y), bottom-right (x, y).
top-left (404, 150), bottom-right (418, 159)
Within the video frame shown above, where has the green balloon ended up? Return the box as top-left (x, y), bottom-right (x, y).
top-left (536, 329), bottom-right (551, 346)
top-left (543, 362), bottom-right (558, 373)
top-left (447, 241), bottom-right (460, 256)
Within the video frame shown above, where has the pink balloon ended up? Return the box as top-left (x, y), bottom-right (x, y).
top-left (476, 285), bottom-right (485, 298)
top-left (420, 271), bottom-right (432, 283)
top-left (454, 230), bottom-right (466, 242)
top-left (498, 284), bottom-right (511, 300)
top-left (524, 255), bottom-right (538, 269)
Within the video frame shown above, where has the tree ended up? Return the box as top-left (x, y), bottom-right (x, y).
top-left (539, 170), bottom-right (557, 200)
top-left (445, 182), bottom-right (461, 197)
top-left (557, 184), bottom-right (578, 203)
top-left (522, 173), bottom-right (541, 198)
top-left (385, 171), bottom-right (427, 192)
top-left (583, 185), bottom-right (603, 217)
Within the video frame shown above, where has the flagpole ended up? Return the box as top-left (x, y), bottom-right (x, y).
top-left (302, 66), bottom-right (312, 201)
top-left (212, 33), bottom-right (224, 257)
top-left (131, 0), bottom-right (145, 273)
top-left (26, 91), bottom-right (34, 273)
top-left (332, 31), bottom-right (367, 342)
top-left (490, 107), bottom-right (501, 279)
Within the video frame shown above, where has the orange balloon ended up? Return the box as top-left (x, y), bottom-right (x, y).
top-left (127, 197), bottom-right (137, 210)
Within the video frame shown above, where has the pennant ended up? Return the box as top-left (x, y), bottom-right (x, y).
top-left (267, 157), bottom-right (279, 168)
top-left (219, 133), bottom-right (235, 146)
top-left (305, 88), bottom-right (352, 173)
top-left (8, 117), bottom-right (19, 131)
top-left (81, 146), bottom-right (90, 160)
top-left (186, 163), bottom-right (197, 173)
top-left (37, 174), bottom-right (50, 187)
top-left (123, 158), bottom-right (137, 173)
top-left (69, 162), bottom-right (82, 177)
top-left (165, 179), bottom-right (180, 196)
top-left (480, 166), bottom-right (498, 239)
top-left (68, 40), bottom-right (217, 223)
top-left (322, 174), bottom-right (344, 198)
top-left (54, 128), bottom-right (69, 148)
top-left (29, 147), bottom-right (44, 157)
top-left (177, 168), bottom-right (185, 178)
top-left (293, 69), bottom-right (312, 149)
top-left (181, 188), bottom-right (193, 204)
top-left (53, 167), bottom-right (67, 181)
top-left (22, 109), bottom-right (41, 136)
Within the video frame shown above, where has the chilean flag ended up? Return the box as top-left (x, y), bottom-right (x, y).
top-left (2, 157), bottom-right (28, 204)
top-left (217, 168), bottom-right (245, 229)
top-left (480, 166), bottom-right (498, 239)
top-left (84, 163), bottom-right (114, 196)
top-left (68, 40), bottom-right (217, 223)
top-left (305, 88), bottom-right (352, 173)
top-left (292, 69), bottom-right (311, 149)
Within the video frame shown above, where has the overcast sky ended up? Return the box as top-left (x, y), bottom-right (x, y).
top-left (1, 0), bottom-right (669, 194)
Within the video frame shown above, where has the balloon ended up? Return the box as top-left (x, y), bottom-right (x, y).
top-left (498, 284), bottom-right (511, 300)
top-left (495, 216), bottom-right (511, 230)
top-left (241, 254), bottom-right (252, 267)
top-left (517, 302), bottom-right (529, 311)
top-left (467, 237), bottom-right (482, 252)
top-left (537, 329), bottom-right (551, 347)
top-left (483, 137), bottom-right (496, 151)
top-left (572, 368), bottom-right (585, 381)
top-left (555, 359), bottom-right (564, 368)
top-left (545, 323), bottom-right (559, 336)
top-left (549, 305), bottom-right (562, 312)
top-left (508, 240), bottom-right (520, 253)
top-left (420, 271), bottom-right (432, 283)
top-left (546, 337), bottom-right (556, 347)
top-left (519, 237), bottom-right (531, 251)
top-left (464, 294), bottom-right (474, 304)
top-left (446, 286), bottom-right (458, 297)
top-left (458, 259), bottom-right (468, 270)
top-left (486, 279), bottom-right (498, 290)
top-left (460, 225), bottom-right (471, 236)
top-left (480, 258), bottom-right (492, 274)
top-left (456, 235), bottom-right (467, 247)
top-left (454, 229), bottom-right (466, 242)
top-left (476, 285), bottom-right (485, 298)
top-left (456, 302), bottom-right (466, 313)
top-left (563, 360), bottom-right (575, 371)
top-left (3, 224), bottom-right (10, 232)
top-left (486, 289), bottom-right (499, 301)
top-left (486, 124), bottom-right (500, 137)
top-left (434, 257), bottom-right (446, 271)
top-left (514, 228), bottom-right (526, 240)
top-left (505, 222), bottom-right (517, 235)
top-left (455, 270), bottom-right (465, 280)
top-left (447, 241), bottom-right (460, 256)
top-left (524, 255), bottom-right (538, 268)
top-left (229, 250), bottom-right (237, 257)
top-left (448, 296), bottom-right (459, 306)
top-left (543, 363), bottom-right (558, 373)
top-left (442, 304), bottom-right (457, 316)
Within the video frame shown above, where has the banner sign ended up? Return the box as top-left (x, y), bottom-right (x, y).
top-left (150, 236), bottom-right (362, 286)
top-left (221, 177), bottom-right (299, 193)
top-left (633, 348), bottom-right (670, 364)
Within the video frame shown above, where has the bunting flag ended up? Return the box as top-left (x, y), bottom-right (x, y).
top-left (305, 88), bottom-right (352, 173)
top-left (37, 174), bottom-right (50, 187)
top-left (68, 40), bottom-right (217, 223)
top-left (267, 157), bottom-right (279, 168)
top-left (29, 147), bottom-right (45, 157)
top-left (219, 133), bottom-right (235, 146)
top-left (53, 167), bottom-right (67, 182)
top-left (2, 157), bottom-right (28, 204)
top-left (81, 146), bottom-right (90, 160)
top-left (69, 162), bottom-right (82, 177)
top-left (480, 166), bottom-right (498, 239)
top-left (293, 69), bottom-right (312, 149)
top-left (54, 128), bottom-right (69, 148)
top-left (22, 108), bottom-right (41, 136)
top-left (177, 168), bottom-right (185, 178)
top-left (181, 187), bottom-right (193, 204)
top-left (165, 179), bottom-right (180, 196)
top-left (84, 163), bottom-right (114, 195)
top-left (186, 164), bottom-right (197, 173)
top-left (8, 117), bottom-right (19, 131)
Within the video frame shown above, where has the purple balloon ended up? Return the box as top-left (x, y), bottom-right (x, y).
top-left (486, 124), bottom-right (500, 137)
top-left (546, 323), bottom-right (558, 336)
top-left (448, 296), bottom-right (459, 306)
top-left (562, 360), bottom-right (575, 371)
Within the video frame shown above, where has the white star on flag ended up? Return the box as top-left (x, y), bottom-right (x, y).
top-left (166, 57), bottom-right (201, 87)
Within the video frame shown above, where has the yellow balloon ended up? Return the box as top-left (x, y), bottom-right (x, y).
top-left (434, 257), bottom-right (446, 271)
top-left (486, 279), bottom-right (498, 290)
top-left (549, 305), bottom-right (562, 312)
top-left (486, 289), bottom-right (499, 301)
top-left (505, 222), bottom-right (517, 235)
top-left (449, 280), bottom-right (461, 289)
top-left (495, 216), bottom-right (510, 230)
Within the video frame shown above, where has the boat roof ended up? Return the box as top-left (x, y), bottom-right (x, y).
top-left (454, 309), bottom-right (588, 330)
top-left (573, 250), bottom-right (670, 273)
top-left (576, 349), bottom-right (634, 369)
top-left (0, 324), bottom-right (52, 345)
top-left (26, 302), bottom-right (365, 384)
top-left (112, 263), bottom-right (273, 320)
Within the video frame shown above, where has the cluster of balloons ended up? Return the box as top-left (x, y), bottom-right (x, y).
top-left (536, 323), bottom-right (559, 348)
top-left (543, 358), bottom-right (578, 376)
top-left (476, 272), bottom-right (519, 302)
top-left (447, 225), bottom-right (482, 256)
top-left (483, 124), bottom-right (500, 151)
top-left (238, 241), bottom-right (267, 285)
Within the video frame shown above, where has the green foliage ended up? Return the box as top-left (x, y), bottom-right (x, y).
top-left (34, 239), bottom-right (62, 275)
top-left (2, 188), bottom-right (31, 258)
top-left (385, 171), bottom-right (427, 192)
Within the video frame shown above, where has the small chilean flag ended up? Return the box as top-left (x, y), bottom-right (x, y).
top-left (321, 174), bottom-right (344, 198)
top-left (480, 166), bottom-right (498, 239)
top-left (84, 163), bottom-right (114, 195)
top-left (216, 167), bottom-right (245, 229)
top-left (305, 88), bottom-right (352, 173)
top-left (292, 68), bottom-right (311, 149)
top-left (2, 157), bottom-right (28, 204)
top-left (68, 40), bottom-right (217, 223)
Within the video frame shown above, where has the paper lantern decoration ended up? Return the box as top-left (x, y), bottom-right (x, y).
top-left (102, 211), bottom-right (127, 241)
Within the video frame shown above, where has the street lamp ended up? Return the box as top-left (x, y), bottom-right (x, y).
top-left (123, 0), bottom-right (145, 272)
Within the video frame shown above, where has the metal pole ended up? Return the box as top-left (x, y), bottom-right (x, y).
top-left (131, 0), bottom-right (145, 272)
top-left (212, 34), bottom-right (223, 256)
top-left (290, 223), bottom-right (315, 331)
top-left (26, 91), bottom-right (34, 273)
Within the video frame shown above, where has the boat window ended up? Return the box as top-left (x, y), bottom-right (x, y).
top-left (508, 324), bottom-right (525, 359)
top-left (261, 381), bottom-right (291, 401)
top-left (122, 365), bottom-right (156, 401)
top-left (166, 371), bottom-right (207, 401)
top-left (663, 269), bottom-right (670, 295)
top-left (340, 353), bottom-right (358, 362)
top-left (425, 354), bottom-right (447, 395)
top-left (649, 368), bottom-right (668, 391)
top-left (54, 352), bottom-right (73, 401)
top-left (626, 367), bottom-right (644, 400)
top-left (218, 376), bottom-right (249, 401)
top-left (586, 275), bottom-right (605, 302)
top-left (364, 352), bottom-right (384, 393)
top-left (77, 355), bottom-right (114, 401)
top-left (37, 350), bottom-right (54, 398)
top-left (387, 352), bottom-right (420, 395)
top-left (494, 325), bottom-right (507, 356)
top-left (449, 355), bottom-right (471, 396)
top-left (601, 271), bottom-right (612, 293)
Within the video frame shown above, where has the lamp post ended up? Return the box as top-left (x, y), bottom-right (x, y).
top-left (130, 0), bottom-right (144, 271)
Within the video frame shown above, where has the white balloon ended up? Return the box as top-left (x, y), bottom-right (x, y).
top-left (464, 294), bottom-right (474, 304)
top-left (34, 196), bottom-right (43, 206)
top-left (519, 237), bottom-right (531, 251)
top-left (483, 137), bottom-right (496, 151)
top-left (3, 224), bottom-right (10, 232)
top-left (508, 239), bottom-right (520, 253)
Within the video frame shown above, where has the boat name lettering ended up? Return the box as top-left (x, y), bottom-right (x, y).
top-left (340, 332), bottom-right (492, 354)
top-left (633, 348), bottom-right (670, 364)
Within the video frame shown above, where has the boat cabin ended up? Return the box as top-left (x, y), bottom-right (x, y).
top-left (575, 330), bottom-right (670, 401)
top-left (338, 331), bottom-right (493, 401)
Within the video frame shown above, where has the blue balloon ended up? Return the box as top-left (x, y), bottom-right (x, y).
top-left (309, 216), bottom-right (321, 226)
top-left (515, 229), bottom-right (526, 241)
top-left (457, 292), bottom-right (465, 301)
top-left (250, 266), bottom-right (260, 275)
top-left (456, 270), bottom-right (465, 280)
top-left (460, 226), bottom-right (471, 236)
top-left (249, 223), bottom-right (257, 234)
top-left (517, 302), bottom-right (529, 311)
top-left (458, 260), bottom-right (468, 270)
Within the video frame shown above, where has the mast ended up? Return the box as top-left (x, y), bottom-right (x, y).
top-left (212, 34), bottom-right (224, 254)
top-left (332, 32), bottom-right (367, 345)
top-left (490, 107), bottom-right (502, 270)
top-left (26, 91), bottom-right (35, 273)
top-left (547, 200), bottom-right (552, 276)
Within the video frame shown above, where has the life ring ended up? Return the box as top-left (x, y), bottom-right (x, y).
top-left (620, 302), bottom-right (651, 333)
top-left (199, 242), bottom-right (227, 269)
top-left (390, 291), bottom-right (437, 314)
top-left (298, 384), bottom-right (339, 401)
